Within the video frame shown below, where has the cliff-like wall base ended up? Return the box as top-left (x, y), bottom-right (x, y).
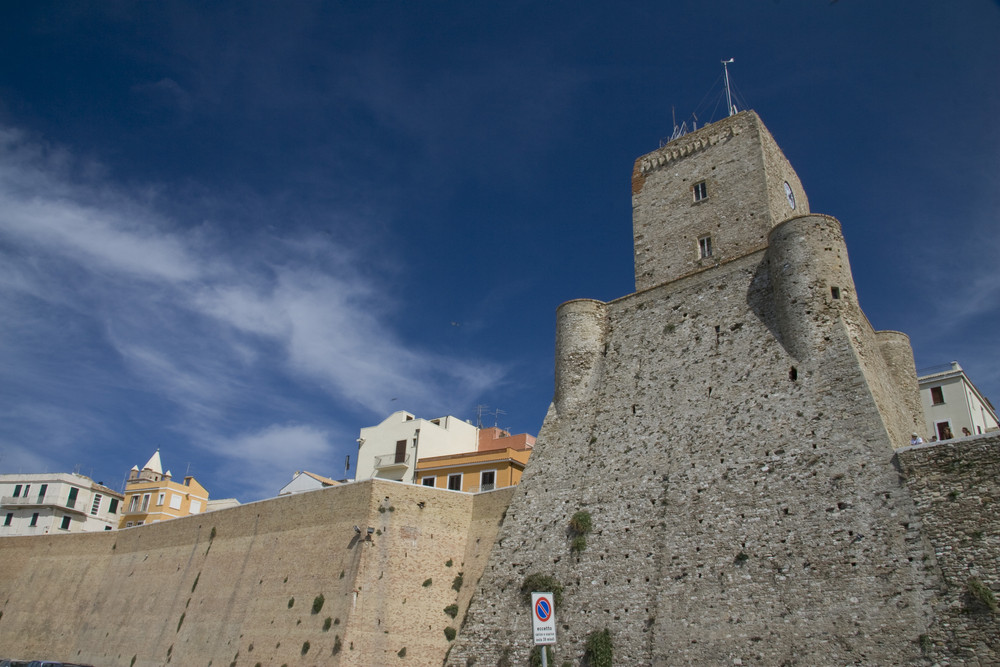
top-left (0, 480), bottom-right (513, 667)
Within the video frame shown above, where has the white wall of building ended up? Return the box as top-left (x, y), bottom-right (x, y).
top-left (0, 473), bottom-right (123, 536)
top-left (354, 411), bottom-right (478, 483)
top-left (919, 362), bottom-right (1000, 440)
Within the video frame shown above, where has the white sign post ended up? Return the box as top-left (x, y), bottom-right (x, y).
top-left (531, 592), bottom-right (556, 667)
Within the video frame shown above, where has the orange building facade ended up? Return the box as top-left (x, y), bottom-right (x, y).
top-left (415, 427), bottom-right (535, 493)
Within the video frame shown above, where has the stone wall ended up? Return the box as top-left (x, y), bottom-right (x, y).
top-left (0, 479), bottom-right (513, 667)
top-left (631, 111), bottom-right (808, 292)
top-left (448, 226), bottom-right (939, 665)
top-left (897, 436), bottom-right (1000, 664)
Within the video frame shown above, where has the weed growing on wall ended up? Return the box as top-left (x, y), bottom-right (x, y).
top-left (312, 593), bottom-right (325, 614)
top-left (444, 626), bottom-right (456, 641)
top-left (569, 510), bottom-right (593, 553)
top-left (323, 617), bottom-right (332, 631)
top-left (301, 641), bottom-right (310, 655)
top-left (287, 597), bottom-right (295, 608)
top-left (397, 647), bottom-right (406, 657)
top-left (520, 574), bottom-right (563, 607)
top-left (966, 577), bottom-right (998, 612)
top-left (583, 628), bottom-right (613, 667)
top-left (422, 578), bottom-right (433, 587)
top-left (569, 511), bottom-right (592, 535)
top-left (333, 635), bottom-right (342, 654)
top-left (452, 573), bottom-right (464, 592)
top-left (444, 604), bottom-right (458, 618)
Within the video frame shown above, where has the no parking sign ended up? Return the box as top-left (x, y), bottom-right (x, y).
top-left (531, 592), bottom-right (556, 645)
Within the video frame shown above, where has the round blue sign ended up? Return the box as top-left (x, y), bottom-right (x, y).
top-left (534, 597), bottom-right (552, 622)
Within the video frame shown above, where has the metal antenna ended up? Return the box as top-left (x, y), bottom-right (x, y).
top-left (475, 405), bottom-right (489, 429)
top-left (493, 408), bottom-right (506, 428)
top-left (722, 58), bottom-right (736, 116)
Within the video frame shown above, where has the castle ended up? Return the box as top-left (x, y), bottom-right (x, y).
top-left (445, 111), bottom-right (996, 665)
top-left (0, 112), bottom-right (997, 666)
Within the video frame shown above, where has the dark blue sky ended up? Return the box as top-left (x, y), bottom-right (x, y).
top-left (1, 1), bottom-right (998, 501)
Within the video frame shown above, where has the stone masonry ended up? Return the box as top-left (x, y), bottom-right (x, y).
top-left (446, 112), bottom-right (992, 665)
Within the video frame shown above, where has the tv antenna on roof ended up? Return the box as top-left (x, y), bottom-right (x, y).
top-left (475, 404), bottom-right (489, 429)
top-left (722, 58), bottom-right (737, 116)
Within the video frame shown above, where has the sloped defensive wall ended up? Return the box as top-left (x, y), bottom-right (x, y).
top-left (0, 479), bottom-right (513, 666)
top-left (0, 439), bottom-right (997, 665)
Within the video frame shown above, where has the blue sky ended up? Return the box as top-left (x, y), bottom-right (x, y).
top-left (1, 1), bottom-right (998, 502)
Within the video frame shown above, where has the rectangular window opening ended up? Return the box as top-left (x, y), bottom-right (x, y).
top-left (698, 235), bottom-right (713, 259)
top-left (91, 494), bottom-right (102, 516)
top-left (394, 439), bottom-right (407, 464)
top-left (693, 181), bottom-right (708, 202)
top-left (930, 386), bottom-right (944, 405)
top-left (447, 474), bottom-right (462, 491)
top-left (12, 485), bottom-right (21, 498)
top-left (422, 477), bottom-right (435, 487)
top-left (29, 512), bottom-right (39, 527)
top-left (3, 513), bottom-right (12, 526)
top-left (60, 516), bottom-right (71, 530)
top-left (66, 487), bottom-right (78, 509)
top-left (38, 484), bottom-right (47, 500)
top-left (480, 470), bottom-right (496, 492)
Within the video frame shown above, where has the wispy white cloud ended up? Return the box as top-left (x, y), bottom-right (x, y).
top-left (208, 423), bottom-right (338, 500)
top-left (0, 124), bottom-right (506, 497)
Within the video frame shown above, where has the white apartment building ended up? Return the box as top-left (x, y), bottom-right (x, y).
top-left (354, 411), bottom-right (479, 483)
top-left (0, 473), bottom-right (124, 536)
top-left (918, 361), bottom-right (999, 441)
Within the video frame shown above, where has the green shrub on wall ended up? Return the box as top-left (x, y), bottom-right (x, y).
top-left (568, 511), bottom-right (592, 536)
top-left (966, 577), bottom-right (998, 612)
top-left (583, 628), bottom-right (613, 667)
top-left (311, 593), bottom-right (325, 614)
top-left (520, 573), bottom-right (563, 608)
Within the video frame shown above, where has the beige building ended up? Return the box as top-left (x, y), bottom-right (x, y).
top-left (0, 472), bottom-right (123, 535)
top-left (918, 361), bottom-right (999, 440)
top-left (119, 450), bottom-right (209, 528)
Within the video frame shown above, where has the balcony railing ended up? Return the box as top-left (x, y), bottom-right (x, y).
top-left (0, 496), bottom-right (87, 515)
top-left (374, 453), bottom-right (411, 470)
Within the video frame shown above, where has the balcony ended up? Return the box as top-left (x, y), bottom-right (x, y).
top-left (0, 496), bottom-right (87, 516)
top-left (373, 453), bottom-right (411, 471)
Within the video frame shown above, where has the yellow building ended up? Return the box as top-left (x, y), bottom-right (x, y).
top-left (416, 443), bottom-right (531, 493)
top-left (118, 450), bottom-right (210, 528)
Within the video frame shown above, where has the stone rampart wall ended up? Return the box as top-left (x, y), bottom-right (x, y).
top-left (449, 241), bottom-right (936, 666)
top-left (897, 436), bottom-right (1000, 663)
top-left (0, 479), bottom-right (513, 667)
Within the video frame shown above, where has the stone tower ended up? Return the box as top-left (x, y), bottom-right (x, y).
top-left (448, 111), bottom-right (931, 665)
